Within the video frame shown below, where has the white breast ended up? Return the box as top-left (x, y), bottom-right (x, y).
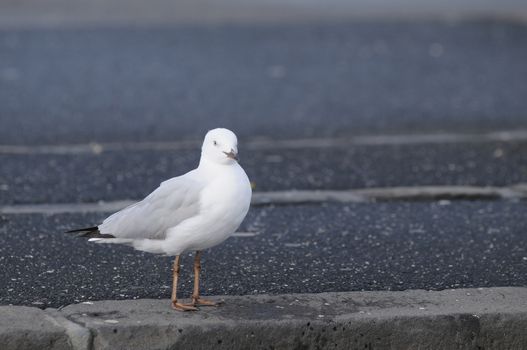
top-left (162, 163), bottom-right (252, 255)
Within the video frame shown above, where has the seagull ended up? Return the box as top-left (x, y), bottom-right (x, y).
top-left (67, 128), bottom-right (252, 311)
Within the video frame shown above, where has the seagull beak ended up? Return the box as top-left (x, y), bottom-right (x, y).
top-left (223, 149), bottom-right (239, 161)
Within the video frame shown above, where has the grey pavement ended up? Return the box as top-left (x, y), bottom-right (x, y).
top-left (0, 21), bottom-right (527, 145)
top-left (1, 201), bottom-right (526, 309)
top-left (2, 141), bottom-right (527, 205)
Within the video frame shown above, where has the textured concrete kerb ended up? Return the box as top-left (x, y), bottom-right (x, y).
top-left (1, 287), bottom-right (526, 350)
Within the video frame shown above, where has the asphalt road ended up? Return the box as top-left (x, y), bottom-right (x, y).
top-left (1, 141), bottom-right (527, 205)
top-left (0, 201), bottom-right (526, 308)
top-left (1, 21), bottom-right (526, 145)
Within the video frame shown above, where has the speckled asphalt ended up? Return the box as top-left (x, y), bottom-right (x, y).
top-left (1, 201), bottom-right (526, 308)
top-left (1, 141), bottom-right (527, 205)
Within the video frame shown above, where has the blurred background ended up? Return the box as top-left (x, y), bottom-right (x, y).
top-left (1, 0), bottom-right (527, 146)
top-left (1, 0), bottom-right (527, 307)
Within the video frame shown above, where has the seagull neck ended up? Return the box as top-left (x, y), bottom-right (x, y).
top-left (198, 156), bottom-right (232, 173)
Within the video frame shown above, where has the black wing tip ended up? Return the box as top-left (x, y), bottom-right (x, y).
top-left (65, 226), bottom-right (115, 239)
top-left (65, 226), bottom-right (99, 234)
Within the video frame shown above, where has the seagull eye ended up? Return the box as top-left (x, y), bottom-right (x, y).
top-left (213, 140), bottom-right (218, 146)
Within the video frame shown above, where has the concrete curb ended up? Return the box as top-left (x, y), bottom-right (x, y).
top-left (2, 184), bottom-right (527, 215)
top-left (1, 287), bottom-right (526, 350)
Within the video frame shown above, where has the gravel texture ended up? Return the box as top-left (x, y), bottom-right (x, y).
top-left (1, 201), bottom-right (526, 308)
top-left (2, 141), bottom-right (527, 205)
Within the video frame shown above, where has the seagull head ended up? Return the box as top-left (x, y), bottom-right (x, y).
top-left (202, 128), bottom-right (239, 164)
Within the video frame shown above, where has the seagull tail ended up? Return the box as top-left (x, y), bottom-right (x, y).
top-left (66, 227), bottom-right (164, 254)
top-left (88, 238), bottom-right (133, 244)
top-left (89, 238), bottom-right (165, 254)
top-left (65, 226), bottom-right (116, 239)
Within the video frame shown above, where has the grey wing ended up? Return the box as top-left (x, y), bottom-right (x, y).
top-left (98, 175), bottom-right (203, 239)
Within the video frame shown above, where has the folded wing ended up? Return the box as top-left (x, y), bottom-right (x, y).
top-left (98, 174), bottom-right (203, 240)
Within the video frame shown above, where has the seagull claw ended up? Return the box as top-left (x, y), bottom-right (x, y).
top-left (193, 298), bottom-right (221, 307)
top-left (171, 301), bottom-right (198, 311)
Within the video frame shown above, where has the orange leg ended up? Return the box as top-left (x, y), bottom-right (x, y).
top-left (171, 255), bottom-right (197, 311)
top-left (191, 251), bottom-right (217, 306)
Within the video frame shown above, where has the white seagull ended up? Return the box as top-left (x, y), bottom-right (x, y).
top-left (67, 128), bottom-right (252, 311)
